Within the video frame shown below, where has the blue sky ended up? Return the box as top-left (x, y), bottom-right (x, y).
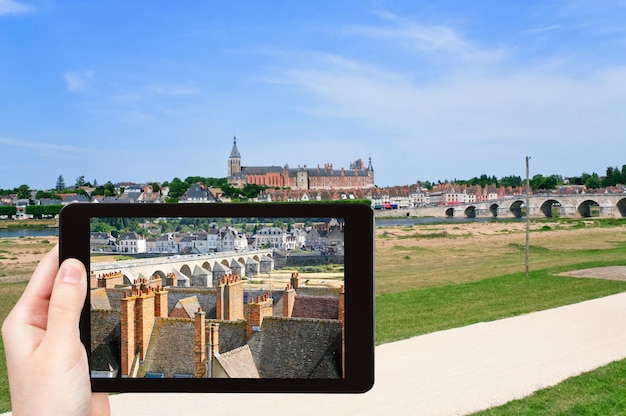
top-left (2, 0), bottom-right (626, 190)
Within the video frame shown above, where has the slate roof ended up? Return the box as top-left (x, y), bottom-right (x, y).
top-left (170, 296), bottom-right (202, 318)
top-left (214, 345), bottom-right (260, 378)
top-left (90, 309), bottom-right (121, 373)
top-left (139, 318), bottom-right (196, 378)
top-left (247, 316), bottom-right (342, 378)
top-left (291, 295), bottom-right (339, 320)
top-left (241, 166), bottom-right (284, 175)
top-left (90, 288), bottom-right (112, 310)
top-left (229, 136), bottom-right (241, 158)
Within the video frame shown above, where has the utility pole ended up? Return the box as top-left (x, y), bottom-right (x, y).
top-left (525, 156), bottom-right (531, 278)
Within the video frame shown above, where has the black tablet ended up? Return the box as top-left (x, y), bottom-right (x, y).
top-left (59, 202), bottom-right (374, 393)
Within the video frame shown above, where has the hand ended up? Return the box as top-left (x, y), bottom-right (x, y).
top-left (2, 245), bottom-right (110, 416)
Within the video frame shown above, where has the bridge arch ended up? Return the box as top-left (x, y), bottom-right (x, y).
top-left (578, 200), bottom-right (600, 217)
top-left (489, 204), bottom-right (498, 217)
top-left (510, 200), bottom-right (524, 218)
top-left (152, 270), bottom-right (167, 280)
top-left (201, 261), bottom-right (212, 271)
top-left (617, 198), bottom-right (626, 217)
top-left (540, 199), bottom-right (561, 218)
top-left (445, 207), bottom-right (454, 217)
top-left (179, 264), bottom-right (192, 278)
top-left (465, 206), bottom-right (476, 218)
top-left (220, 259), bottom-right (230, 267)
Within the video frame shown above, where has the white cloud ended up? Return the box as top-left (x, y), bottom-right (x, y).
top-left (148, 83), bottom-right (200, 96)
top-left (343, 13), bottom-right (505, 63)
top-left (521, 25), bottom-right (563, 35)
top-left (64, 70), bottom-right (94, 93)
top-left (0, 0), bottom-right (33, 15)
top-left (264, 46), bottom-right (626, 184)
top-left (0, 136), bottom-right (98, 156)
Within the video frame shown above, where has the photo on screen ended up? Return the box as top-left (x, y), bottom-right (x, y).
top-left (88, 216), bottom-right (346, 380)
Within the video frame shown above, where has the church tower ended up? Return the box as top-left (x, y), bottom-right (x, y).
top-left (228, 136), bottom-right (241, 177)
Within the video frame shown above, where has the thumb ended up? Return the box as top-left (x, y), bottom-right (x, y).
top-left (45, 258), bottom-right (88, 347)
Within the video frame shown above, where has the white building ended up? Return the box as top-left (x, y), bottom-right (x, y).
top-left (117, 232), bottom-right (147, 253)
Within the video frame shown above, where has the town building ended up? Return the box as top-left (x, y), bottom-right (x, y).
top-left (227, 137), bottom-right (375, 190)
top-left (89, 273), bottom-right (344, 379)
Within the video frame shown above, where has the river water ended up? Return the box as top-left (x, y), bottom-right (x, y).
top-left (374, 217), bottom-right (523, 227)
top-left (0, 228), bottom-right (59, 238)
top-left (0, 218), bottom-right (519, 237)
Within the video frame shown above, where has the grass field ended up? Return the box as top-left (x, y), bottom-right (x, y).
top-left (1, 218), bottom-right (626, 413)
top-left (472, 358), bottom-right (626, 415)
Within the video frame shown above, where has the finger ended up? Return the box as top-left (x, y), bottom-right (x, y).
top-left (43, 258), bottom-right (88, 347)
top-left (4, 245), bottom-right (59, 334)
top-left (91, 393), bottom-right (111, 416)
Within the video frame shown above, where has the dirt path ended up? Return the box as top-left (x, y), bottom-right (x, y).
top-left (560, 266), bottom-right (626, 281)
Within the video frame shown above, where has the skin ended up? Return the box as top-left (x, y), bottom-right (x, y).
top-left (2, 245), bottom-right (110, 416)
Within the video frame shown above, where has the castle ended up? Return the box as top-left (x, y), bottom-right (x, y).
top-left (227, 137), bottom-right (375, 190)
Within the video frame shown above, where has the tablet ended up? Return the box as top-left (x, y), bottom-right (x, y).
top-left (59, 202), bottom-right (374, 393)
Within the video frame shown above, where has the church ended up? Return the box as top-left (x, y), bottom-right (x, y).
top-left (227, 137), bottom-right (375, 190)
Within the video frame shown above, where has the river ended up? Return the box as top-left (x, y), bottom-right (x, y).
top-left (374, 217), bottom-right (524, 227)
top-left (0, 228), bottom-right (59, 238)
top-left (0, 218), bottom-right (518, 237)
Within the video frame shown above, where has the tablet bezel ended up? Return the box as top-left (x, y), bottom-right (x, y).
top-left (59, 202), bottom-right (374, 393)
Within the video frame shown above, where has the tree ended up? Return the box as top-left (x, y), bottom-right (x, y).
top-left (168, 177), bottom-right (188, 199)
top-left (56, 175), bottom-right (66, 191)
top-left (75, 175), bottom-right (86, 188)
top-left (17, 184), bottom-right (30, 199)
top-left (149, 182), bottom-right (161, 193)
top-left (92, 181), bottom-right (116, 197)
top-left (25, 205), bottom-right (45, 219)
top-left (500, 175), bottom-right (522, 188)
top-left (0, 205), bottom-right (17, 218)
top-left (584, 172), bottom-right (601, 189)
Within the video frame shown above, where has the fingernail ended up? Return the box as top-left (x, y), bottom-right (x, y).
top-left (61, 261), bottom-right (83, 284)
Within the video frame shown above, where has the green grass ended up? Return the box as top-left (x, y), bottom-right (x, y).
top-left (471, 359), bottom-right (626, 415)
top-left (0, 281), bottom-right (27, 413)
top-left (2, 219), bottom-right (626, 412)
top-left (375, 262), bottom-right (626, 345)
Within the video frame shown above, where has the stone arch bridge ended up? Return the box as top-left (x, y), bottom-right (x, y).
top-left (380, 194), bottom-right (626, 219)
top-left (91, 249), bottom-right (275, 288)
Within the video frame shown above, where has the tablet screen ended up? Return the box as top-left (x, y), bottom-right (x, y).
top-left (60, 203), bottom-right (374, 393)
top-left (89, 216), bottom-right (346, 380)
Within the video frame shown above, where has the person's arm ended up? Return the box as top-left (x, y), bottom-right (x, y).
top-left (2, 245), bottom-right (110, 416)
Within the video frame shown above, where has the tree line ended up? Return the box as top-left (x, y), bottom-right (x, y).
top-left (418, 164), bottom-right (626, 191)
top-left (3, 164), bottom-right (626, 200)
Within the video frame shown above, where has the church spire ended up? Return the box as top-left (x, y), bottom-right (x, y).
top-left (230, 136), bottom-right (241, 158)
top-left (228, 136), bottom-right (242, 177)
top-left (367, 156), bottom-right (374, 171)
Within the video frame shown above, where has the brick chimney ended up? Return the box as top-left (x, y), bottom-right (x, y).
top-left (339, 285), bottom-right (345, 379)
top-left (207, 322), bottom-right (219, 378)
top-left (120, 286), bottom-right (157, 377)
top-left (246, 293), bottom-right (273, 339)
top-left (216, 274), bottom-right (244, 320)
top-left (166, 273), bottom-right (177, 287)
top-left (283, 284), bottom-right (296, 318)
top-left (194, 307), bottom-right (206, 378)
top-left (120, 291), bottom-right (137, 376)
top-left (135, 287), bottom-right (155, 362)
top-left (290, 272), bottom-right (300, 289)
top-left (338, 284), bottom-right (344, 322)
top-left (154, 286), bottom-right (168, 317)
